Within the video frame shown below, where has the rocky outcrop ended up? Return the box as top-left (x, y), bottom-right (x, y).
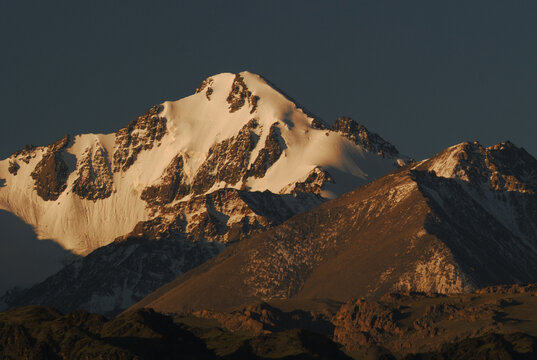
top-left (131, 188), bottom-right (323, 245)
top-left (72, 144), bottom-right (113, 200)
top-left (332, 299), bottom-right (402, 352)
top-left (332, 116), bottom-right (401, 159)
top-left (410, 146), bottom-right (537, 288)
top-left (393, 247), bottom-right (474, 294)
top-left (10, 144), bottom-right (37, 164)
top-left (420, 140), bottom-right (537, 193)
top-left (195, 77), bottom-right (214, 100)
top-left (246, 123), bottom-right (285, 179)
top-left (141, 154), bottom-right (189, 209)
top-left (30, 135), bottom-right (70, 201)
top-left (113, 105), bottom-right (167, 172)
top-left (310, 117), bottom-right (329, 130)
top-left (281, 167), bottom-right (335, 195)
top-left (192, 119), bottom-right (260, 194)
top-left (7, 161), bottom-right (19, 175)
top-left (227, 73), bottom-right (259, 113)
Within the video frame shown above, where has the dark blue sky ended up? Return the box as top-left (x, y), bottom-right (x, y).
top-left (1, 1), bottom-right (536, 160)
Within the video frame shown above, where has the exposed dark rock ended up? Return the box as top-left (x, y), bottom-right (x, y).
top-left (246, 123), bottom-right (285, 179)
top-left (196, 77), bottom-right (214, 100)
top-left (196, 77), bottom-right (213, 93)
top-left (31, 153), bottom-right (69, 201)
top-left (332, 116), bottom-right (400, 158)
top-left (409, 149), bottom-right (537, 287)
top-left (227, 74), bottom-right (248, 112)
top-left (416, 141), bottom-right (537, 193)
top-left (8, 161), bottom-right (19, 175)
top-left (11, 144), bottom-right (37, 164)
top-left (127, 214), bottom-right (187, 241)
top-left (227, 74), bottom-right (259, 113)
top-left (141, 154), bottom-right (190, 209)
top-left (192, 119), bottom-right (260, 194)
top-left (49, 135), bottom-right (70, 152)
top-left (311, 118), bottom-right (329, 130)
top-left (249, 94), bottom-right (259, 114)
top-left (282, 167), bottom-right (335, 195)
top-left (332, 299), bottom-right (402, 352)
top-left (133, 188), bottom-right (322, 245)
top-left (30, 135), bottom-right (70, 201)
top-left (113, 105), bottom-right (167, 172)
top-left (206, 87), bottom-right (214, 100)
top-left (487, 141), bottom-right (537, 190)
top-left (72, 145), bottom-right (113, 200)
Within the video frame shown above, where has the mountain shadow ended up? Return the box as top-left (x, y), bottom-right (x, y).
top-left (0, 210), bottom-right (78, 297)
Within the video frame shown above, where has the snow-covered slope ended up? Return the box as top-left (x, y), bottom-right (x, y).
top-left (0, 71), bottom-right (409, 255)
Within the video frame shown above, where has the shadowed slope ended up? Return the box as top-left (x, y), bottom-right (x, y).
top-left (0, 210), bottom-right (77, 297)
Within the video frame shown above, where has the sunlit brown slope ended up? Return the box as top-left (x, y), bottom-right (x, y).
top-left (132, 141), bottom-right (537, 313)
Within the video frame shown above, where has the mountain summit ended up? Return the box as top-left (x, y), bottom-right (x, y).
top-left (0, 71), bottom-right (409, 255)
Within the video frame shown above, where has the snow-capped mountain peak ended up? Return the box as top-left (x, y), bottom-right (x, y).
top-left (0, 71), bottom-right (409, 255)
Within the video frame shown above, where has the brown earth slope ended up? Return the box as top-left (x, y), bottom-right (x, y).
top-left (131, 141), bottom-right (537, 313)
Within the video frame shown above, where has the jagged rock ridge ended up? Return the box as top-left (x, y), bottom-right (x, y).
top-left (332, 116), bottom-right (403, 160)
top-left (30, 135), bottom-right (70, 201)
top-left (72, 143), bottom-right (113, 200)
top-left (113, 104), bottom-right (167, 173)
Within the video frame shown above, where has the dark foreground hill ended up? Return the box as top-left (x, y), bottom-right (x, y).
top-left (132, 141), bottom-right (537, 313)
top-left (0, 306), bottom-right (351, 360)
top-left (3, 284), bottom-right (537, 359)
